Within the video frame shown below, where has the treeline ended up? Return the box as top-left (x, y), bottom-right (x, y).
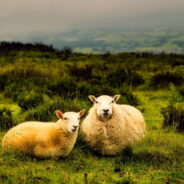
top-left (1, 41), bottom-right (184, 59)
top-left (0, 41), bottom-right (73, 60)
top-left (0, 41), bottom-right (57, 52)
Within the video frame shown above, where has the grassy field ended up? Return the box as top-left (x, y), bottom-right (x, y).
top-left (1, 91), bottom-right (184, 184)
top-left (0, 42), bottom-right (184, 184)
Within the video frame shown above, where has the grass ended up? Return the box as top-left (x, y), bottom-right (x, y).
top-left (0, 43), bottom-right (184, 183)
top-left (1, 91), bottom-right (184, 184)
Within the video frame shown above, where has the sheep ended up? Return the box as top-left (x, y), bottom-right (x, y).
top-left (81, 95), bottom-right (146, 155)
top-left (2, 109), bottom-right (85, 158)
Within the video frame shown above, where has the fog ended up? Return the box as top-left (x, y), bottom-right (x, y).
top-left (0, 0), bottom-right (184, 43)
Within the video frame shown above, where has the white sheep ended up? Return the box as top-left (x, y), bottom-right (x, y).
top-left (81, 95), bottom-right (146, 155)
top-left (2, 109), bottom-right (85, 158)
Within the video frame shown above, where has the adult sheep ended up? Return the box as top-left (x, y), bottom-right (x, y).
top-left (2, 109), bottom-right (85, 158)
top-left (81, 95), bottom-right (145, 155)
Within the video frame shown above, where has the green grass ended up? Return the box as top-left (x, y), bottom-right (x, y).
top-left (0, 44), bottom-right (184, 183)
top-left (1, 91), bottom-right (184, 184)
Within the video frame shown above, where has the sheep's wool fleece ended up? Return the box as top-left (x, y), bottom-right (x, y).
top-left (81, 104), bottom-right (146, 155)
top-left (2, 121), bottom-right (78, 158)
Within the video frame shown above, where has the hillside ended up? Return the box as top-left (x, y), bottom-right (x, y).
top-left (0, 43), bottom-right (184, 183)
top-left (11, 25), bottom-right (184, 53)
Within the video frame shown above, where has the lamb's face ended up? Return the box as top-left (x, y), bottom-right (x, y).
top-left (89, 95), bottom-right (121, 121)
top-left (56, 110), bottom-right (85, 133)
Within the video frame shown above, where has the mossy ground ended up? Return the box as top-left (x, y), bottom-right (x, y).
top-left (1, 91), bottom-right (184, 184)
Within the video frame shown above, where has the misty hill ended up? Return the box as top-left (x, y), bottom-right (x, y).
top-left (11, 25), bottom-right (184, 54)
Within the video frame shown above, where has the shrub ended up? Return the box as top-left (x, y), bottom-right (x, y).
top-left (106, 68), bottom-right (127, 87)
top-left (77, 82), bottom-right (118, 99)
top-left (1, 63), bottom-right (52, 79)
top-left (77, 83), bottom-right (139, 105)
top-left (119, 88), bottom-right (140, 106)
top-left (3, 79), bottom-right (36, 101)
top-left (150, 71), bottom-right (183, 88)
top-left (0, 108), bottom-right (14, 130)
top-left (76, 82), bottom-right (93, 99)
top-left (0, 76), bottom-right (7, 90)
top-left (60, 47), bottom-right (72, 60)
top-left (161, 104), bottom-right (184, 131)
top-left (69, 64), bottom-right (93, 80)
top-left (23, 97), bottom-right (90, 122)
top-left (17, 92), bottom-right (44, 111)
top-left (48, 78), bottom-right (77, 98)
top-left (179, 85), bottom-right (184, 97)
top-left (128, 72), bottom-right (145, 87)
top-left (172, 60), bottom-right (184, 67)
top-left (174, 65), bottom-right (184, 76)
top-left (106, 68), bottom-right (144, 88)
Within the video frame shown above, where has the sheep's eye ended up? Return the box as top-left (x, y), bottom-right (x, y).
top-left (64, 117), bottom-right (68, 120)
top-left (95, 101), bottom-right (99, 104)
top-left (111, 100), bottom-right (114, 103)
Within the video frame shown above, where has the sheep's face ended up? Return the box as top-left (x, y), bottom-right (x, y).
top-left (56, 109), bottom-right (85, 133)
top-left (89, 95), bottom-right (121, 121)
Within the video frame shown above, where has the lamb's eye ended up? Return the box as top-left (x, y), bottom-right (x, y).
top-left (95, 101), bottom-right (99, 104)
top-left (64, 117), bottom-right (68, 120)
top-left (111, 100), bottom-right (114, 103)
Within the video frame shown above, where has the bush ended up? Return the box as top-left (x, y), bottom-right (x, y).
top-left (0, 108), bottom-right (14, 130)
top-left (17, 92), bottom-right (44, 111)
top-left (69, 64), bottom-right (93, 80)
top-left (0, 76), bottom-right (7, 90)
top-left (3, 79), bottom-right (36, 101)
top-left (129, 72), bottom-right (145, 87)
top-left (161, 104), bottom-right (184, 131)
top-left (119, 88), bottom-right (140, 106)
top-left (179, 85), bottom-right (184, 97)
top-left (106, 68), bottom-right (144, 88)
top-left (48, 78), bottom-right (77, 98)
top-left (23, 97), bottom-right (90, 122)
top-left (77, 82), bottom-right (118, 99)
top-left (76, 82), bottom-right (139, 105)
top-left (150, 71), bottom-right (183, 88)
top-left (1, 63), bottom-right (52, 79)
top-left (106, 68), bottom-right (127, 87)
top-left (59, 47), bottom-right (72, 60)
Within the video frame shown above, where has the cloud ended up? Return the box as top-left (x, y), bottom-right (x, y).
top-left (0, 0), bottom-right (184, 38)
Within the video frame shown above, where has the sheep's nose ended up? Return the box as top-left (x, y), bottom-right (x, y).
top-left (103, 109), bottom-right (109, 113)
top-left (73, 125), bottom-right (78, 129)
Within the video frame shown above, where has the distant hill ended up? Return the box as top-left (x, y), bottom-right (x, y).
top-left (10, 25), bottom-right (184, 54)
top-left (1, 25), bottom-right (184, 54)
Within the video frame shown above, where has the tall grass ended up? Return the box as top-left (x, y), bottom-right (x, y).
top-left (23, 96), bottom-right (90, 122)
top-left (0, 108), bottom-right (14, 130)
top-left (161, 84), bottom-right (184, 131)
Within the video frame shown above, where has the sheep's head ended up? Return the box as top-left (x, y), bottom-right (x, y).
top-left (89, 95), bottom-right (121, 121)
top-left (55, 109), bottom-right (85, 133)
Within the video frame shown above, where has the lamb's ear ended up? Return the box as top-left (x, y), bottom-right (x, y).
top-left (79, 109), bottom-right (85, 118)
top-left (88, 95), bottom-right (97, 103)
top-left (113, 94), bottom-right (121, 103)
top-left (55, 110), bottom-right (63, 119)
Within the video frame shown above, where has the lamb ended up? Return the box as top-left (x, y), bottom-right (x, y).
top-left (2, 109), bottom-right (85, 158)
top-left (81, 95), bottom-right (146, 155)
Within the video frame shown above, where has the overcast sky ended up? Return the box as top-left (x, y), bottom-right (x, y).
top-left (0, 0), bottom-right (184, 40)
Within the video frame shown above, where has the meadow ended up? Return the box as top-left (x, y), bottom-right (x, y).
top-left (0, 42), bottom-right (184, 184)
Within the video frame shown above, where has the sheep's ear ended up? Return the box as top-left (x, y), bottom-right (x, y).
top-left (79, 109), bottom-right (85, 118)
top-left (113, 94), bottom-right (121, 103)
top-left (55, 110), bottom-right (63, 119)
top-left (88, 95), bottom-right (97, 103)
